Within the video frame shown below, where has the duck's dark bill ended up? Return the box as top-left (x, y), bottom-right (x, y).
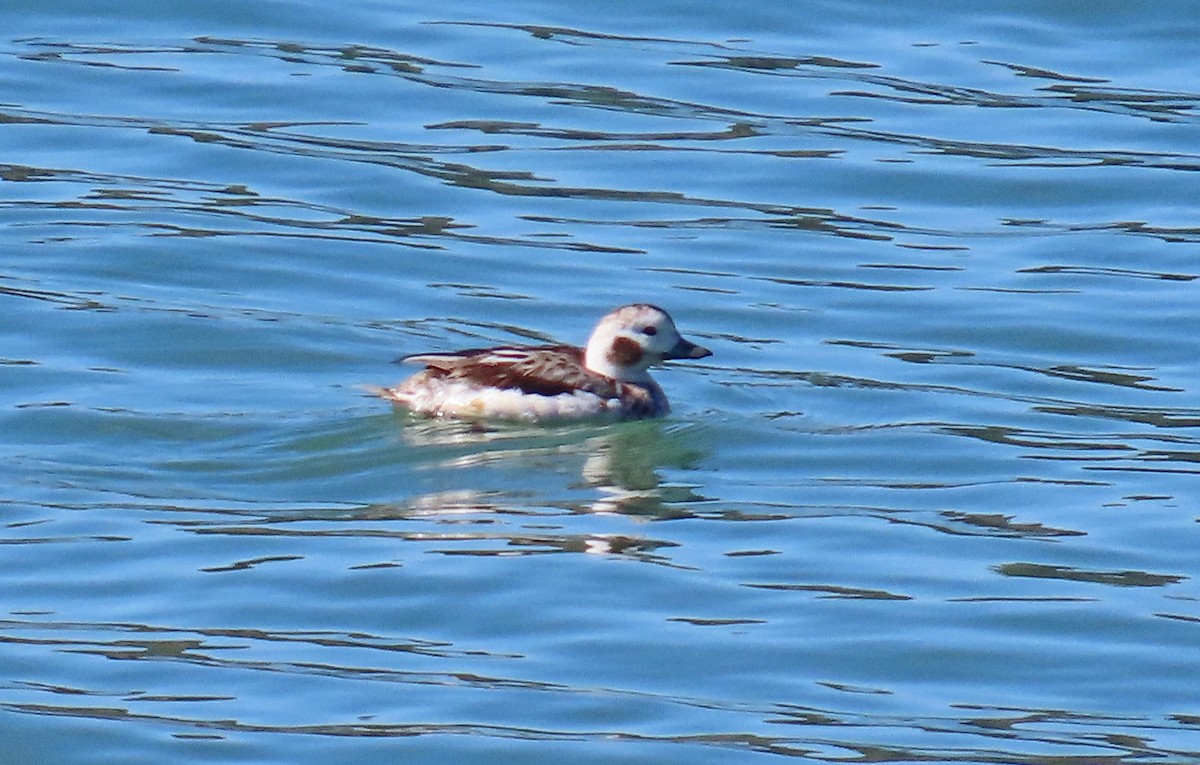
top-left (666, 338), bottom-right (712, 360)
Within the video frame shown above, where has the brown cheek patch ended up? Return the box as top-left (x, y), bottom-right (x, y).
top-left (607, 337), bottom-right (644, 367)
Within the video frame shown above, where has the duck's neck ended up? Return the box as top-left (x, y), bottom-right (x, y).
top-left (585, 356), bottom-right (653, 385)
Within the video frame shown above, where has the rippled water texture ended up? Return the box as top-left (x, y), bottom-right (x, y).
top-left (4, 1), bottom-right (1200, 763)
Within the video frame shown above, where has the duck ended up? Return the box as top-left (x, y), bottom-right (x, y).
top-left (376, 304), bottom-right (711, 421)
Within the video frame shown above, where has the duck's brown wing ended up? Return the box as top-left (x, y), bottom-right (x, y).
top-left (402, 345), bottom-right (618, 398)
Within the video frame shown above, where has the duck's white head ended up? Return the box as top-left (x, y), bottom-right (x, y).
top-left (583, 304), bottom-right (712, 383)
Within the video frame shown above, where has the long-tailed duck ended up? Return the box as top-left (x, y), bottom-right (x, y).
top-left (377, 304), bottom-right (711, 421)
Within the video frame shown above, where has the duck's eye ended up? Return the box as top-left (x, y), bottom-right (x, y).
top-left (641, 326), bottom-right (658, 336)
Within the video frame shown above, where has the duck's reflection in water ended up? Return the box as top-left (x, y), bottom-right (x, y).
top-left (390, 416), bottom-right (710, 563)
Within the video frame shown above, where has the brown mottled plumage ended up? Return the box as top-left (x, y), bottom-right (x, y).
top-left (406, 346), bottom-right (617, 398)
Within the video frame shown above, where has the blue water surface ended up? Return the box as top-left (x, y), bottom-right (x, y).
top-left (3, 1), bottom-right (1200, 763)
